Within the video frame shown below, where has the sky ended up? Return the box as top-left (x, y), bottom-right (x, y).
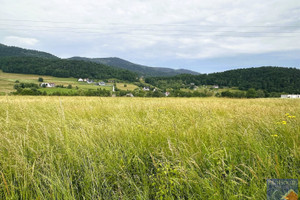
top-left (0, 0), bottom-right (299, 73)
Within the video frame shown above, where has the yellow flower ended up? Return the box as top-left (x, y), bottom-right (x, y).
top-left (282, 121), bottom-right (287, 125)
top-left (285, 113), bottom-right (290, 116)
top-left (271, 134), bottom-right (278, 137)
top-left (291, 116), bottom-right (296, 118)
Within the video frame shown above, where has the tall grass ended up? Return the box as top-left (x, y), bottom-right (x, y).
top-left (0, 96), bottom-right (299, 199)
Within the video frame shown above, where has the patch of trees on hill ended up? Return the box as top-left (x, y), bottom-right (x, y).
top-left (0, 43), bottom-right (58, 59)
top-left (69, 57), bottom-right (199, 77)
top-left (0, 57), bottom-right (138, 82)
top-left (145, 67), bottom-right (300, 93)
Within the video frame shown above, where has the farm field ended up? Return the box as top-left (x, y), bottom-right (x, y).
top-left (0, 70), bottom-right (113, 94)
top-left (0, 97), bottom-right (299, 199)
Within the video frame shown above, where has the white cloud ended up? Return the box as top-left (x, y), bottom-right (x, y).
top-left (0, 0), bottom-right (299, 67)
top-left (3, 36), bottom-right (39, 47)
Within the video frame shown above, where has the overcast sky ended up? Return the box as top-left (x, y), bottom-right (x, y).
top-left (0, 0), bottom-right (299, 73)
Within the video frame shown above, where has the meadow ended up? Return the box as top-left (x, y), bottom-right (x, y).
top-left (0, 96), bottom-right (299, 199)
top-left (0, 70), bottom-right (136, 94)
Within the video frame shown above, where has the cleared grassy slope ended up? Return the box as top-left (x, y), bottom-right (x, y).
top-left (0, 70), bottom-right (113, 94)
top-left (0, 97), bottom-right (299, 199)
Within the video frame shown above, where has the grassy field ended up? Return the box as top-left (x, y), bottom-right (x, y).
top-left (0, 97), bottom-right (299, 199)
top-left (0, 70), bottom-right (112, 93)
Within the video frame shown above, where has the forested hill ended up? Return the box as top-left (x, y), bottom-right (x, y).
top-left (146, 67), bottom-right (300, 93)
top-left (0, 43), bottom-right (58, 59)
top-left (0, 57), bottom-right (138, 81)
top-left (69, 57), bottom-right (199, 77)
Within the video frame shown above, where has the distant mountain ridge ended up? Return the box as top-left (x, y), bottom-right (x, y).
top-left (0, 43), bottom-right (58, 59)
top-left (0, 57), bottom-right (137, 81)
top-left (0, 43), bottom-right (137, 81)
top-left (69, 57), bottom-right (199, 77)
top-left (0, 43), bottom-right (199, 77)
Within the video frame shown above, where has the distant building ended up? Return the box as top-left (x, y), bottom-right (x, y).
top-left (86, 79), bottom-right (94, 84)
top-left (41, 83), bottom-right (55, 88)
top-left (126, 93), bottom-right (134, 97)
top-left (78, 78), bottom-right (83, 82)
top-left (212, 85), bottom-right (219, 89)
top-left (143, 87), bottom-right (150, 91)
top-left (165, 92), bottom-right (170, 97)
top-left (281, 94), bottom-right (300, 98)
top-left (98, 82), bottom-right (106, 86)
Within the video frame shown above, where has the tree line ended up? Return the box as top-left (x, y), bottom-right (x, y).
top-left (145, 67), bottom-right (300, 93)
top-left (0, 57), bottom-right (138, 82)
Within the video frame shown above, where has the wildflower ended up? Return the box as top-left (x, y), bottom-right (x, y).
top-left (271, 134), bottom-right (278, 137)
top-left (285, 113), bottom-right (290, 116)
top-left (282, 121), bottom-right (287, 125)
top-left (291, 116), bottom-right (296, 118)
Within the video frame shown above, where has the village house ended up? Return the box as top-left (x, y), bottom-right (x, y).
top-left (98, 82), bottom-right (106, 86)
top-left (281, 94), bottom-right (300, 98)
top-left (41, 83), bottom-right (55, 88)
top-left (78, 78), bottom-right (83, 82)
top-left (86, 79), bottom-right (94, 84)
top-left (165, 92), bottom-right (170, 97)
top-left (212, 85), bottom-right (219, 89)
top-left (143, 87), bottom-right (150, 91)
top-left (126, 93), bottom-right (134, 97)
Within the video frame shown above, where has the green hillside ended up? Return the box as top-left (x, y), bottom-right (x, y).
top-left (69, 56), bottom-right (199, 77)
top-left (0, 57), bottom-right (138, 82)
top-left (0, 70), bottom-right (113, 94)
top-left (0, 43), bottom-right (58, 59)
top-left (146, 66), bottom-right (300, 93)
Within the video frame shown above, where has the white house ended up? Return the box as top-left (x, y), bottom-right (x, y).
top-left (41, 83), bottom-right (55, 88)
top-left (98, 82), bottom-right (106, 86)
top-left (212, 85), bottom-right (219, 89)
top-left (87, 79), bottom-right (94, 84)
top-left (281, 94), bottom-right (300, 98)
top-left (78, 78), bottom-right (83, 82)
top-left (143, 87), bottom-right (150, 91)
top-left (126, 93), bottom-right (134, 97)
